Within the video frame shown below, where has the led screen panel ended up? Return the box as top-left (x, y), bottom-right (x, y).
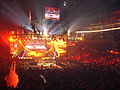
top-left (45, 7), bottom-right (60, 20)
top-left (10, 36), bottom-right (67, 59)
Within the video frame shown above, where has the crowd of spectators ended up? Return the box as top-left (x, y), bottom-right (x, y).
top-left (0, 40), bottom-right (120, 90)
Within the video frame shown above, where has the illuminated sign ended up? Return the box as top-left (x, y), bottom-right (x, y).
top-left (45, 7), bottom-right (60, 20)
top-left (10, 35), bottom-right (67, 59)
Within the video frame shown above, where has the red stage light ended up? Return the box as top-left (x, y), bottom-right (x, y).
top-left (11, 31), bottom-right (15, 35)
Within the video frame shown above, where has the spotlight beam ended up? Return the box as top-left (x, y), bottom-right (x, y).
top-left (75, 27), bottom-right (120, 34)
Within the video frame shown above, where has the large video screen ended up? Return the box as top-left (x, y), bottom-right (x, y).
top-left (10, 36), bottom-right (67, 59)
top-left (45, 7), bottom-right (60, 20)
